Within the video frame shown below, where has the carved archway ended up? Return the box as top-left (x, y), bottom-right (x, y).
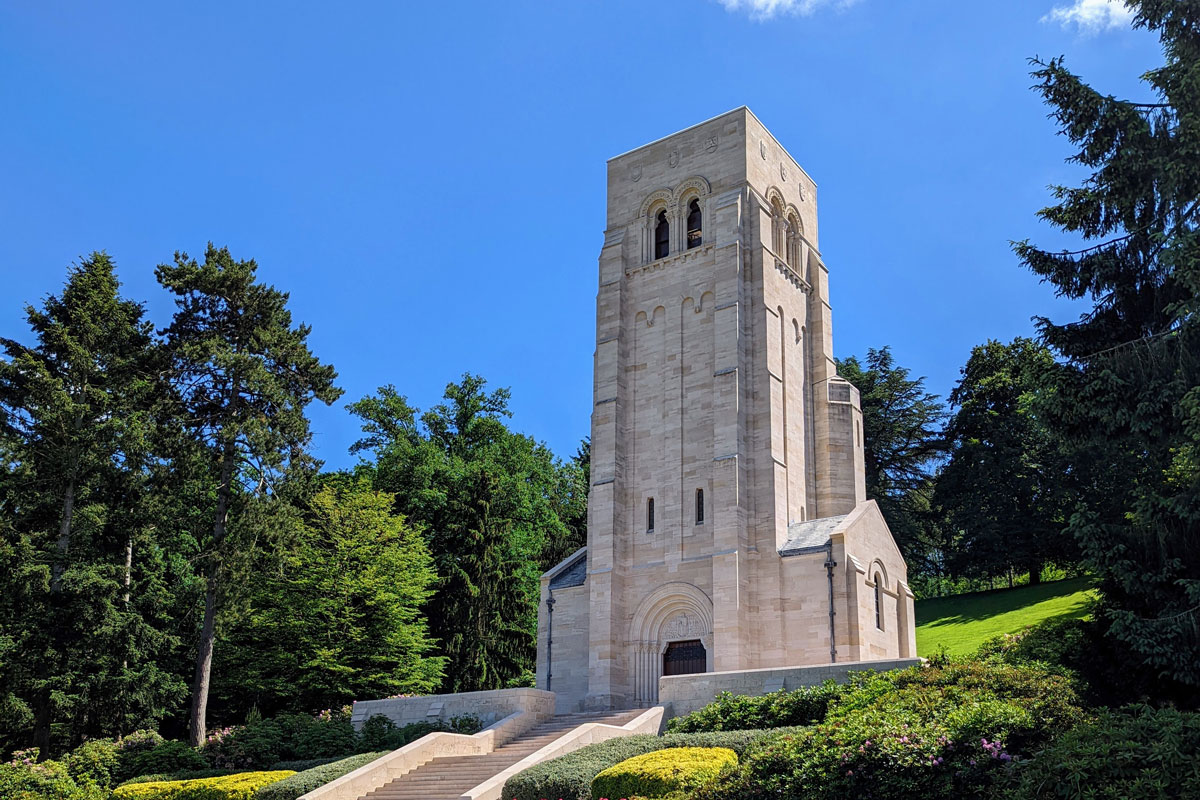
top-left (628, 582), bottom-right (714, 704)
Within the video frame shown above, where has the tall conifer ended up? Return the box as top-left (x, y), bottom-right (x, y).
top-left (156, 244), bottom-right (341, 745)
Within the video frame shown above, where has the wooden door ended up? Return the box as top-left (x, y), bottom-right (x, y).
top-left (662, 639), bottom-right (706, 676)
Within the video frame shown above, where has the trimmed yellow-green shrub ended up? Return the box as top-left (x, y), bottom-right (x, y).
top-left (591, 747), bottom-right (736, 800)
top-left (113, 770), bottom-right (295, 800)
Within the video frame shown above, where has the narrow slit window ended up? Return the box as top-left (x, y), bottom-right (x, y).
top-left (874, 575), bottom-right (884, 630)
top-left (695, 488), bottom-right (704, 525)
top-left (686, 199), bottom-right (702, 249)
top-left (647, 497), bottom-right (655, 532)
top-left (654, 211), bottom-right (669, 259)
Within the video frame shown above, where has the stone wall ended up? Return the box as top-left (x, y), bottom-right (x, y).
top-left (350, 688), bottom-right (554, 731)
top-left (659, 658), bottom-right (923, 717)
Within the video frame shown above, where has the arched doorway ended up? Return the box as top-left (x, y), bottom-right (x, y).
top-left (663, 639), bottom-right (706, 676)
top-left (628, 582), bottom-right (714, 704)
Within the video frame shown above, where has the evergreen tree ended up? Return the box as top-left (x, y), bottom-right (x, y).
top-left (156, 244), bottom-right (341, 745)
top-left (1013, 1), bottom-right (1200, 686)
top-left (0, 254), bottom-right (178, 753)
top-left (935, 338), bottom-right (1075, 584)
top-left (836, 347), bottom-right (947, 574)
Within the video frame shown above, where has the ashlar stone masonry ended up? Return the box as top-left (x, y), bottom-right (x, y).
top-left (537, 108), bottom-right (916, 713)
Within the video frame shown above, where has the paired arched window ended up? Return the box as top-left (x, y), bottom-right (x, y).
top-left (786, 212), bottom-right (802, 267)
top-left (654, 211), bottom-right (670, 259)
top-left (647, 497), bottom-right (656, 532)
top-left (686, 199), bottom-right (702, 249)
top-left (874, 574), bottom-right (884, 630)
top-left (695, 488), bottom-right (704, 525)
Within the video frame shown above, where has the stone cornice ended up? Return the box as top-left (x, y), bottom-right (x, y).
top-left (625, 243), bottom-right (716, 279)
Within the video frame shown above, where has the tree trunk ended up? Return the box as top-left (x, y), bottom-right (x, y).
top-left (50, 479), bottom-right (76, 593)
top-left (1028, 562), bottom-right (1043, 585)
top-left (123, 537), bottom-right (133, 606)
top-left (188, 441), bottom-right (236, 748)
top-left (188, 581), bottom-right (219, 747)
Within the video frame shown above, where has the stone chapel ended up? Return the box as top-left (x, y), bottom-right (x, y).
top-left (537, 108), bottom-right (916, 714)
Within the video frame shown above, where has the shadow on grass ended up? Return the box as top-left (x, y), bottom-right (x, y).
top-left (915, 577), bottom-right (1097, 629)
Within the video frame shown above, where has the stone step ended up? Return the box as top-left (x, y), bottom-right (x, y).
top-left (359, 710), bottom-right (648, 800)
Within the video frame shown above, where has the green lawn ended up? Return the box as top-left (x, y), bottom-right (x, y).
top-left (914, 577), bottom-right (1098, 657)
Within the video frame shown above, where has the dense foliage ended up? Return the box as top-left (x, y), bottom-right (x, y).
top-left (590, 747), bottom-right (737, 800)
top-left (348, 377), bottom-right (587, 692)
top-left (694, 661), bottom-right (1081, 800)
top-left (1013, 0), bottom-right (1200, 687)
top-left (0, 252), bottom-right (586, 757)
top-left (936, 338), bottom-right (1076, 584)
top-left (1007, 705), bottom-right (1200, 799)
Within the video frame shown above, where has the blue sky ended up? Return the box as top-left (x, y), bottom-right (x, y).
top-left (0, 1), bottom-right (1164, 470)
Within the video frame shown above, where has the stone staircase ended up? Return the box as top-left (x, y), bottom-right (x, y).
top-left (359, 710), bottom-right (642, 800)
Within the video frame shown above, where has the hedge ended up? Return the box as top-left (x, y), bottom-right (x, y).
top-left (112, 770), bottom-right (295, 800)
top-left (119, 770), bottom-right (239, 786)
top-left (502, 728), bottom-right (795, 800)
top-left (254, 752), bottom-right (388, 800)
top-left (666, 681), bottom-right (846, 733)
top-left (591, 747), bottom-right (737, 800)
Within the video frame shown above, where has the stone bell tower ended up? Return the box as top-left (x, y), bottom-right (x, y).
top-left (536, 108), bottom-right (914, 713)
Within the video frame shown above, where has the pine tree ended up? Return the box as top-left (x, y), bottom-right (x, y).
top-left (1014, 1), bottom-right (1200, 686)
top-left (0, 254), bottom-right (177, 753)
top-left (156, 244), bottom-right (341, 745)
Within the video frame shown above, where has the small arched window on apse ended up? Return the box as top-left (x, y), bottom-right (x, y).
top-left (793, 319), bottom-right (801, 345)
top-left (654, 210), bottom-right (670, 259)
top-left (686, 199), bottom-right (702, 249)
top-left (647, 497), bottom-right (656, 532)
top-left (874, 573), bottom-right (884, 630)
top-left (695, 488), bottom-right (704, 525)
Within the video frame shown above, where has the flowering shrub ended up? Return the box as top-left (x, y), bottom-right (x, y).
top-left (666, 681), bottom-right (846, 733)
top-left (112, 769), bottom-right (294, 800)
top-left (591, 747), bottom-right (737, 800)
top-left (693, 661), bottom-right (1083, 800)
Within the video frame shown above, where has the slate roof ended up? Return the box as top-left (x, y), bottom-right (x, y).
top-left (548, 549), bottom-right (587, 589)
top-left (779, 514), bottom-right (847, 556)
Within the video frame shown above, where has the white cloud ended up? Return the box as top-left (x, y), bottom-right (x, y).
top-left (1042, 0), bottom-right (1133, 33)
top-left (717, 0), bottom-right (862, 21)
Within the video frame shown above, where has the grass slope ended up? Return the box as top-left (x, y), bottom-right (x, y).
top-left (914, 577), bottom-right (1097, 657)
